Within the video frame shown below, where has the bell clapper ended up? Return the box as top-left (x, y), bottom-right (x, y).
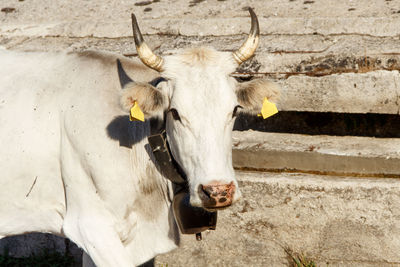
top-left (196, 233), bottom-right (202, 241)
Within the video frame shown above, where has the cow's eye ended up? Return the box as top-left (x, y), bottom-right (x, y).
top-left (169, 108), bottom-right (181, 121)
top-left (232, 105), bottom-right (243, 118)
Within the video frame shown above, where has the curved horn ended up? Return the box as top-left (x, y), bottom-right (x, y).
top-left (232, 8), bottom-right (260, 65)
top-left (131, 14), bottom-right (164, 72)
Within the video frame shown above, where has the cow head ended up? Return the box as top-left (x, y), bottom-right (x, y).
top-left (120, 8), bottom-right (279, 210)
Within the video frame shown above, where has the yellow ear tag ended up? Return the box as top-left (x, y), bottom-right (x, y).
top-left (257, 97), bottom-right (278, 119)
top-left (129, 101), bottom-right (145, 122)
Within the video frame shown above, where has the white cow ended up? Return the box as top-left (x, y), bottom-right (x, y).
top-left (0, 8), bottom-right (279, 266)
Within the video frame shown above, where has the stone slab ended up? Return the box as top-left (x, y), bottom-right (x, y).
top-left (3, 35), bottom-right (400, 74)
top-left (156, 171), bottom-right (400, 266)
top-left (278, 70), bottom-right (400, 114)
top-left (2, 36), bottom-right (400, 114)
top-left (3, 17), bottom-right (400, 38)
top-left (232, 130), bottom-right (400, 176)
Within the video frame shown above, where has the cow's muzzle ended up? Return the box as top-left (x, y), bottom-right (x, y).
top-left (198, 182), bottom-right (236, 209)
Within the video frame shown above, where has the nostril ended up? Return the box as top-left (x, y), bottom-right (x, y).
top-left (219, 197), bottom-right (227, 203)
top-left (198, 185), bottom-right (217, 207)
top-left (198, 184), bottom-right (210, 198)
top-left (200, 185), bottom-right (214, 198)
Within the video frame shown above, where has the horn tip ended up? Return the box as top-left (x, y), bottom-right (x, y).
top-left (247, 7), bottom-right (257, 20)
top-left (131, 13), bottom-right (138, 29)
top-left (248, 7), bottom-right (259, 36)
top-left (131, 13), bottom-right (144, 47)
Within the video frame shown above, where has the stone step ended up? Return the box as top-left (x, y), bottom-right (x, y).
top-left (2, 17), bottom-right (400, 38)
top-left (278, 70), bottom-right (400, 114)
top-left (4, 35), bottom-right (400, 71)
top-left (156, 170), bottom-right (400, 267)
top-left (232, 131), bottom-right (400, 176)
top-left (2, 35), bottom-right (399, 115)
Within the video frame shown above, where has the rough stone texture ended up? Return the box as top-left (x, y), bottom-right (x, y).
top-left (156, 171), bottom-right (400, 267)
top-left (2, 0), bottom-right (400, 37)
top-left (232, 130), bottom-right (400, 176)
top-left (279, 70), bottom-right (400, 114)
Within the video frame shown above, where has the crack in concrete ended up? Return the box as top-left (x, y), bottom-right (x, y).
top-left (234, 167), bottom-right (400, 179)
top-left (319, 259), bottom-right (400, 265)
top-left (3, 31), bottom-right (400, 39)
top-left (232, 68), bottom-right (400, 78)
top-left (271, 47), bottom-right (330, 54)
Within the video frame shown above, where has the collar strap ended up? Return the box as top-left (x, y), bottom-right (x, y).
top-left (147, 130), bottom-right (187, 186)
top-left (147, 78), bottom-right (186, 186)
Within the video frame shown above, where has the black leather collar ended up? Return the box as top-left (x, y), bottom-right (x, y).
top-left (147, 130), bottom-right (187, 186)
top-left (147, 76), bottom-right (186, 187)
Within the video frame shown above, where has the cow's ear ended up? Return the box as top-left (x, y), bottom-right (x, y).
top-left (235, 79), bottom-right (280, 115)
top-left (120, 82), bottom-right (169, 119)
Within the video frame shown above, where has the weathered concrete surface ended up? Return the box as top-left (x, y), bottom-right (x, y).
top-left (156, 171), bottom-right (400, 267)
top-left (279, 70), bottom-right (400, 114)
top-left (2, 0), bottom-right (400, 37)
top-left (232, 130), bottom-right (400, 176)
top-left (1, 0), bottom-right (400, 114)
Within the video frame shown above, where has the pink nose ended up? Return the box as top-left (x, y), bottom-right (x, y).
top-left (198, 182), bottom-right (236, 208)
